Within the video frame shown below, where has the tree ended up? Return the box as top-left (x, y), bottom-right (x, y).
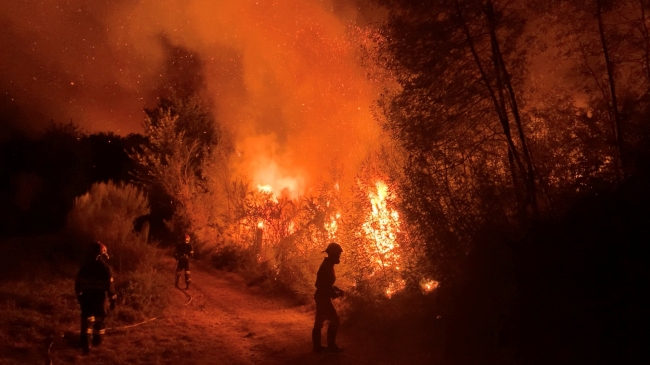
top-left (371, 0), bottom-right (540, 281)
top-left (131, 94), bottom-right (230, 251)
top-left (144, 93), bottom-right (220, 173)
top-left (546, 0), bottom-right (650, 177)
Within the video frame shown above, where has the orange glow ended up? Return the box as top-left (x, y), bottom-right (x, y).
top-left (362, 181), bottom-right (404, 297)
top-left (325, 212), bottom-right (341, 240)
top-left (363, 181), bottom-right (401, 267)
top-left (2, 0), bottom-right (385, 189)
top-left (385, 279), bottom-right (406, 298)
top-left (420, 279), bottom-right (440, 294)
top-left (250, 153), bottom-right (305, 200)
top-left (257, 221), bottom-right (264, 229)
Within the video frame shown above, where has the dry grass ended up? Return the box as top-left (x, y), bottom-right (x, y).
top-left (0, 269), bottom-right (170, 365)
top-left (0, 234), bottom-right (171, 364)
top-left (0, 278), bottom-right (77, 364)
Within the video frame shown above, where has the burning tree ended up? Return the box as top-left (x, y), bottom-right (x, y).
top-left (361, 181), bottom-right (406, 297)
top-left (342, 171), bottom-right (426, 298)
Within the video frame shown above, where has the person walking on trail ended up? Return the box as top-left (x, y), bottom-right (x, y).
top-left (174, 233), bottom-right (194, 289)
top-left (312, 242), bottom-right (345, 353)
top-left (74, 241), bottom-right (117, 356)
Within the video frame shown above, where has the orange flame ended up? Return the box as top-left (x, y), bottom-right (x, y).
top-left (362, 181), bottom-right (404, 297)
top-left (257, 184), bottom-right (273, 194)
top-left (325, 212), bottom-right (341, 240)
top-left (420, 278), bottom-right (440, 294)
top-left (385, 279), bottom-right (406, 298)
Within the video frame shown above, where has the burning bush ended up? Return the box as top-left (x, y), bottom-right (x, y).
top-left (217, 167), bottom-right (432, 301)
top-left (214, 182), bottom-right (326, 297)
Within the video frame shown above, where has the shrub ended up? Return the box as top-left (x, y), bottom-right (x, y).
top-left (113, 261), bottom-right (169, 322)
top-left (66, 181), bottom-right (150, 272)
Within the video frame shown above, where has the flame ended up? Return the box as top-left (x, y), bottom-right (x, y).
top-left (325, 212), bottom-right (341, 240)
top-left (420, 278), bottom-right (440, 294)
top-left (363, 181), bottom-right (401, 268)
top-left (257, 184), bottom-right (273, 194)
top-left (362, 181), bottom-right (404, 297)
top-left (257, 221), bottom-right (264, 229)
top-left (385, 279), bottom-right (406, 298)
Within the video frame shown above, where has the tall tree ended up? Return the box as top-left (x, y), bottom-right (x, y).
top-left (549, 0), bottom-right (650, 176)
top-left (372, 0), bottom-right (539, 279)
top-left (131, 94), bottom-right (228, 249)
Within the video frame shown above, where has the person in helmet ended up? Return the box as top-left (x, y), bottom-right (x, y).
top-left (174, 233), bottom-right (194, 289)
top-left (74, 241), bottom-right (117, 355)
top-left (312, 242), bottom-right (345, 353)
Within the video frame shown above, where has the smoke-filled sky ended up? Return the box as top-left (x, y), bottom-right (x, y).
top-left (1, 0), bottom-right (385, 195)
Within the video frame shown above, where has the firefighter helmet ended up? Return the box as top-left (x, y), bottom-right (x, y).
top-left (184, 234), bottom-right (191, 242)
top-left (323, 242), bottom-right (343, 255)
top-left (91, 241), bottom-right (110, 260)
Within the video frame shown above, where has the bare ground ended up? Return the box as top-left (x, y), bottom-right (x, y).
top-left (43, 257), bottom-right (435, 365)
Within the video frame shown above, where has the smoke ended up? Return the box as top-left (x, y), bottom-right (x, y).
top-left (1, 0), bottom-right (383, 193)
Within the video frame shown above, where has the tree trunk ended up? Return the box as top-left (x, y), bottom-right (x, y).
top-left (485, 0), bottom-right (539, 217)
top-left (596, 0), bottom-right (624, 177)
top-left (638, 0), bottom-right (650, 86)
top-left (455, 1), bottom-right (527, 210)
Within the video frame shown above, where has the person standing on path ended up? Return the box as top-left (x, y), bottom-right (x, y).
top-left (312, 242), bottom-right (345, 353)
top-left (75, 241), bottom-right (117, 355)
top-left (174, 233), bottom-right (194, 289)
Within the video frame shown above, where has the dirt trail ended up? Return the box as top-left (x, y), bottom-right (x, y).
top-left (49, 258), bottom-right (410, 365)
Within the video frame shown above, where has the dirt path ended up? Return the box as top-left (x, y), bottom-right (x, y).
top-left (48, 258), bottom-right (409, 365)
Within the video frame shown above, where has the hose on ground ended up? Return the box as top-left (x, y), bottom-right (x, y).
top-left (47, 286), bottom-right (192, 364)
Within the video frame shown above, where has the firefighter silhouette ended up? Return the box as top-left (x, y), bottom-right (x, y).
top-left (74, 241), bottom-right (117, 355)
top-left (312, 242), bottom-right (345, 353)
top-left (174, 234), bottom-right (194, 289)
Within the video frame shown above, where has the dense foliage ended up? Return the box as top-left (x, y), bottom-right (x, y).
top-left (367, 0), bottom-right (650, 363)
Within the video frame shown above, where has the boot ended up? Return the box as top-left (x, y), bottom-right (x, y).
top-left (92, 318), bottom-right (105, 347)
top-left (92, 333), bottom-right (103, 347)
top-left (185, 281), bottom-right (191, 290)
top-left (80, 333), bottom-right (90, 355)
top-left (80, 316), bottom-right (92, 354)
top-left (312, 328), bottom-right (325, 352)
top-left (327, 325), bottom-right (343, 353)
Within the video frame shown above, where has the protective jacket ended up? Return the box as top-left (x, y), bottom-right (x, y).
top-left (174, 242), bottom-right (194, 261)
top-left (174, 241), bottom-right (194, 289)
top-left (75, 257), bottom-right (116, 353)
top-left (75, 258), bottom-right (116, 302)
top-left (315, 257), bottom-right (337, 299)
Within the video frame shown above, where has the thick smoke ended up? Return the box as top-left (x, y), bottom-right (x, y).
top-left (1, 0), bottom-right (383, 193)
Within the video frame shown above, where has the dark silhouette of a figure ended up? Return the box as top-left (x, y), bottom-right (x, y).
top-left (174, 233), bottom-right (194, 289)
top-left (75, 241), bottom-right (117, 355)
top-left (312, 242), bottom-right (345, 353)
